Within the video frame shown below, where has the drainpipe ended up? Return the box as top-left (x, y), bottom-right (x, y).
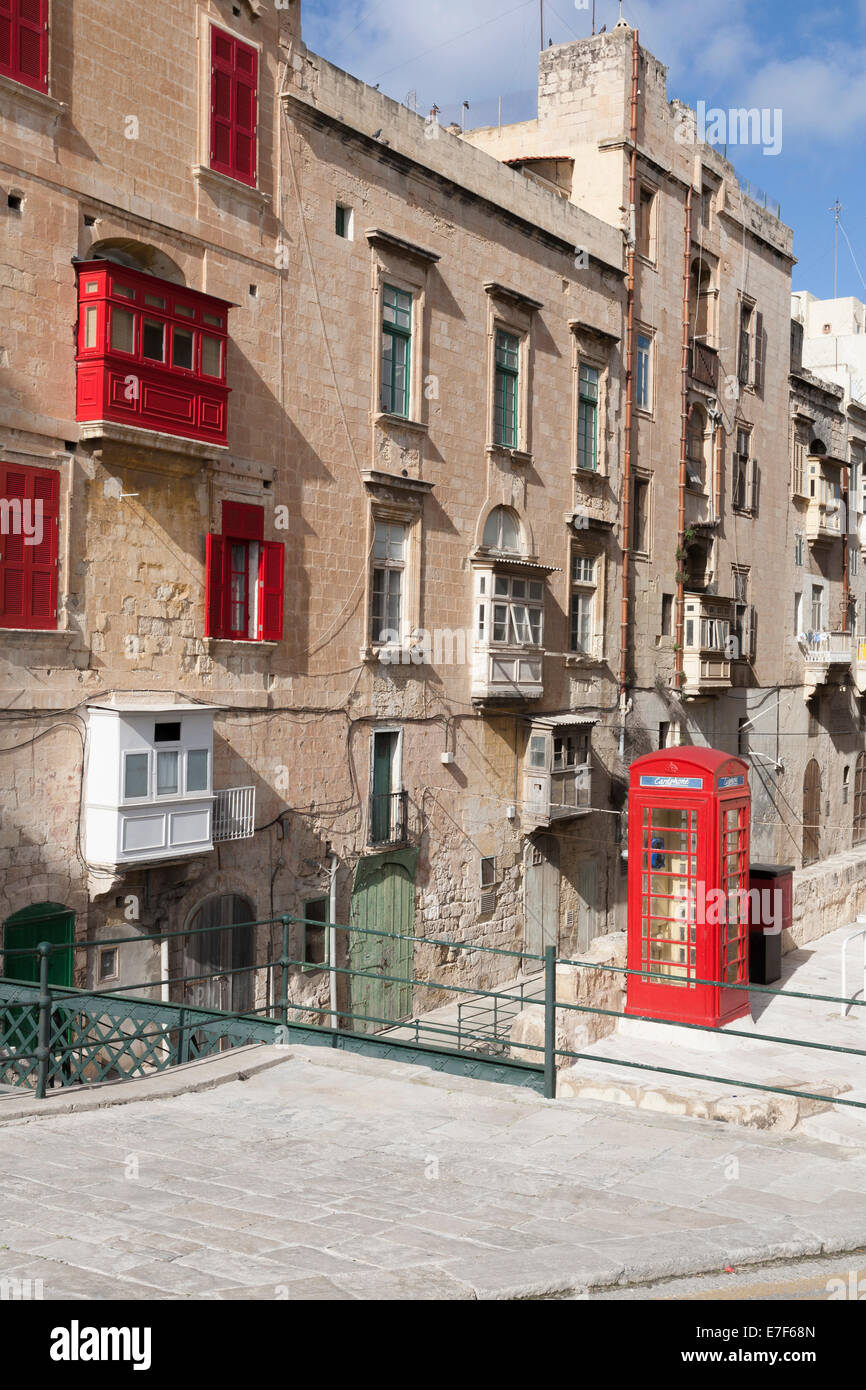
top-left (675, 186), bottom-right (693, 694)
top-left (619, 27), bottom-right (640, 758)
top-left (328, 850), bottom-right (339, 1031)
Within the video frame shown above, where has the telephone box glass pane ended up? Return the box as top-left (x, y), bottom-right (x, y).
top-left (641, 805), bottom-right (697, 987)
top-left (720, 803), bottom-right (748, 984)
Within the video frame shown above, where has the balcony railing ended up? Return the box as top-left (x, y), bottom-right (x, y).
top-left (688, 341), bottom-right (719, 389)
top-left (799, 632), bottom-right (851, 666)
top-left (213, 786), bottom-right (256, 842)
top-left (369, 789), bottom-right (408, 847)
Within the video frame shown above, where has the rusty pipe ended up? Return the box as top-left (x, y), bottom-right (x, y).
top-left (619, 27), bottom-right (640, 720)
top-left (675, 186), bottom-right (693, 692)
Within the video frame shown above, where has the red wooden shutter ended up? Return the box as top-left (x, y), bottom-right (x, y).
top-left (233, 41), bottom-right (257, 185)
top-left (221, 500), bottom-right (263, 540)
top-left (16, 0), bottom-right (45, 89)
top-left (0, 0), bottom-right (47, 92)
top-left (0, 461), bottom-right (58, 630)
top-left (257, 541), bottom-right (284, 642)
top-left (210, 26), bottom-right (257, 188)
top-left (205, 532), bottom-right (228, 638)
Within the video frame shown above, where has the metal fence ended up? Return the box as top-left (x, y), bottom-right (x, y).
top-left (2, 914), bottom-right (865, 1112)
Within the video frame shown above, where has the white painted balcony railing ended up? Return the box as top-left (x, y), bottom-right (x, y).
top-left (213, 786), bottom-right (256, 842)
top-left (799, 631), bottom-right (851, 666)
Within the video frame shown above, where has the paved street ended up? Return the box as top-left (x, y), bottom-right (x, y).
top-left (2, 1044), bottom-right (866, 1300)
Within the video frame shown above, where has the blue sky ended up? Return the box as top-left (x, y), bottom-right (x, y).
top-left (302, 0), bottom-right (866, 302)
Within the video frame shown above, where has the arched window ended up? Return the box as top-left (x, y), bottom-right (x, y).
top-left (854, 752), bottom-right (866, 844)
top-left (482, 506), bottom-right (521, 552)
top-left (183, 894), bottom-right (255, 1014)
top-left (803, 759), bottom-right (821, 865)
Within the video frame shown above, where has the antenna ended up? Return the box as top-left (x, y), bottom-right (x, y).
top-left (831, 199), bottom-right (843, 298)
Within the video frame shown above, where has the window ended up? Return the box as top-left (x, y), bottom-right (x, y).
top-left (494, 329), bottom-right (520, 446)
top-left (794, 532), bottom-right (804, 566)
top-left (637, 187), bottom-right (655, 259)
top-left (661, 592), bottom-right (673, 636)
top-left (142, 319), bottom-right (165, 362)
top-left (632, 475), bottom-right (650, 553)
top-left (156, 750), bottom-right (179, 797)
top-left (738, 304), bottom-right (753, 384)
top-left (792, 432), bottom-right (807, 497)
top-left (843, 765), bottom-right (850, 807)
top-left (205, 501), bottom-right (284, 642)
top-left (852, 545), bottom-right (860, 578)
top-left (301, 898), bottom-right (328, 971)
top-left (482, 506), bottom-right (521, 552)
top-left (737, 718), bottom-right (750, 756)
top-left (551, 730), bottom-right (590, 807)
top-left (732, 428), bottom-right (757, 512)
top-left (794, 592), bottom-right (802, 634)
top-left (210, 26), bottom-right (258, 188)
top-left (110, 307), bottom-right (136, 355)
top-left (658, 721), bottom-right (670, 750)
top-left (731, 566), bottom-right (752, 660)
top-left (371, 520), bottom-right (406, 643)
top-left (577, 363), bottom-right (599, 471)
top-left (154, 722), bottom-right (181, 743)
top-left (480, 856), bottom-right (497, 888)
top-left (0, 461), bottom-right (59, 631)
top-left (0, 0), bottom-right (48, 93)
top-left (380, 285), bottom-right (412, 417)
top-left (686, 404), bottom-right (707, 489)
top-left (186, 750), bottom-right (209, 792)
top-left (491, 574), bottom-right (543, 645)
top-left (98, 947), bottom-right (119, 983)
top-left (700, 184), bottom-right (713, 227)
top-left (570, 551), bottom-right (597, 654)
top-left (636, 333), bottom-right (652, 410)
top-left (811, 584), bottom-right (825, 631)
top-left (738, 303), bottom-right (764, 390)
top-left (335, 204), bottom-right (353, 239)
top-left (123, 753), bottom-right (149, 800)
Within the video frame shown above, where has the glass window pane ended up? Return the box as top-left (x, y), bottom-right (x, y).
top-left (201, 334), bottom-right (222, 377)
top-left (124, 753), bottom-right (149, 799)
top-left (173, 327), bottom-right (194, 370)
top-left (175, 303), bottom-right (195, 319)
top-left (110, 307), bottom-right (135, 354)
top-left (142, 319), bottom-right (165, 362)
top-left (113, 284), bottom-right (135, 300)
top-left (84, 305), bottom-right (98, 349)
top-left (144, 293), bottom-right (166, 309)
top-left (203, 312), bottom-right (223, 327)
top-left (156, 751), bottom-right (179, 796)
top-left (186, 749), bottom-right (209, 792)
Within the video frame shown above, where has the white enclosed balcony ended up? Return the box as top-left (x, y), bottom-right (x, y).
top-left (855, 638), bottom-right (866, 695)
top-left (471, 552), bottom-right (554, 704)
top-left (84, 701), bottom-right (254, 868)
top-left (681, 594), bottom-right (733, 697)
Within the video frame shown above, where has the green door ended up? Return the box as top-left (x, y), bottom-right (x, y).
top-left (3, 903), bottom-right (74, 986)
top-left (349, 849), bottom-right (417, 1033)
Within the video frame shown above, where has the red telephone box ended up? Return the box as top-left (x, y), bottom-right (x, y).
top-left (626, 748), bottom-right (750, 1028)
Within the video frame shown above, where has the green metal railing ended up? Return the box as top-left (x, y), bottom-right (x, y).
top-left (1, 914), bottom-right (865, 1111)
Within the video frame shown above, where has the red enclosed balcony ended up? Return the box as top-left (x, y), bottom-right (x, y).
top-left (74, 260), bottom-right (231, 447)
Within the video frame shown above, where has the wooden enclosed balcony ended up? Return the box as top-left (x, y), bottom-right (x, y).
top-left (74, 260), bottom-right (231, 448)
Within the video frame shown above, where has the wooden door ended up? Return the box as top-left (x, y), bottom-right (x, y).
top-left (3, 903), bottom-right (73, 987)
top-left (349, 855), bottom-right (415, 1033)
top-left (576, 859), bottom-right (598, 954)
top-left (525, 834), bottom-right (560, 960)
top-left (802, 759), bottom-right (821, 866)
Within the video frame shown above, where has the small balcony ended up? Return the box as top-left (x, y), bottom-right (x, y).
top-left (800, 631), bottom-right (851, 696)
top-left (213, 786), bottom-right (255, 842)
top-left (805, 497), bottom-right (842, 546)
top-left (368, 789), bottom-right (408, 848)
top-left (472, 646), bottom-right (544, 703)
top-left (688, 341), bottom-right (719, 389)
top-left (682, 594), bottom-right (732, 697)
top-left (74, 259), bottom-right (231, 449)
top-left (523, 717), bottom-right (595, 828)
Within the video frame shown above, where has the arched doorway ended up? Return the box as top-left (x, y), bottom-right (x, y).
top-left (182, 894), bottom-right (255, 1014)
top-left (803, 759), bottom-right (821, 865)
top-left (2, 902), bottom-right (73, 986)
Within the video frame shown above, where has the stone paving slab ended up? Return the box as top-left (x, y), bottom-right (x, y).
top-left (1, 1044), bottom-right (866, 1299)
